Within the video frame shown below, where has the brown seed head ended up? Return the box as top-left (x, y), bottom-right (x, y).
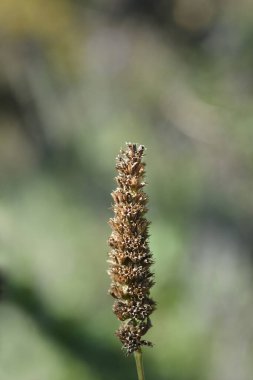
top-left (108, 143), bottom-right (155, 355)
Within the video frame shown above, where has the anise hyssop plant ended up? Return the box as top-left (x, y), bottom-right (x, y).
top-left (108, 143), bottom-right (155, 361)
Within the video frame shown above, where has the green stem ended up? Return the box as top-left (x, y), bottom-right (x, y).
top-left (134, 349), bottom-right (145, 380)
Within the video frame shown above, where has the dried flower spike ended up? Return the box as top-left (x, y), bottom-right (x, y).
top-left (108, 143), bottom-right (155, 356)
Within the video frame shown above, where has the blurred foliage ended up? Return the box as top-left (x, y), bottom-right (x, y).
top-left (0, 1), bottom-right (253, 380)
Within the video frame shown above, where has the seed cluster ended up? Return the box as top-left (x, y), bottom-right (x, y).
top-left (108, 143), bottom-right (155, 354)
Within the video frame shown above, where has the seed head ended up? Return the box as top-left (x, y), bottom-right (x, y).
top-left (108, 143), bottom-right (155, 355)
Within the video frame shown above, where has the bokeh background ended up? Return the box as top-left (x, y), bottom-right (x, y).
top-left (1, 1), bottom-right (253, 379)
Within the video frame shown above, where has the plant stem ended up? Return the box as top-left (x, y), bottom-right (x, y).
top-left (134, 349), bottom-right (145, 380)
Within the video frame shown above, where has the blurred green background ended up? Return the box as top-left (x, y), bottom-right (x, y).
top-left (0, 1), bottom-right (253, 379)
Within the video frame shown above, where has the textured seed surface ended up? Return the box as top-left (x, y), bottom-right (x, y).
top-left (108, 143), bottom-right (155, 355)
